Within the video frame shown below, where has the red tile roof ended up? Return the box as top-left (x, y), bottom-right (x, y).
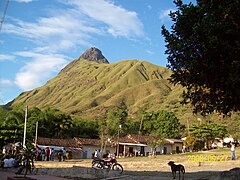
top-left (37, 137), bottom-right (81, 148)
top-left (119, 134), bottom-right (183, 145)
top-left (37, 135), bottom-right (182, 148)
top-left (74, 137), bottom-right (101, 146)
top-left (119, 134), bottom-right (158, 144)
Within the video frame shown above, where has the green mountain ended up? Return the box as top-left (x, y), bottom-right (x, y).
top-left (7, 48), bottom-right (193, 122)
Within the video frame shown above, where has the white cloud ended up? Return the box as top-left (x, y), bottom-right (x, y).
top-left (0, 79), bottom-right (13, 87)
top-left (14, 0), bottom-right (33, 3)
top-left (4, 14), bottom-right (100, 52)
top-left (14, 52), bottom-right (69, 90)
top-left (0, 54), bottom-right (15, 61)
top-left (4, 0), bottom-right (144, 52)
top-left (146, 50), bottom-right (154, 55)
top-left (159, 8), bottom-right (175, 21)
top-left (3, 0), bottom-right (145, 92)
top-left (64, 0), bottom-right (144, 37)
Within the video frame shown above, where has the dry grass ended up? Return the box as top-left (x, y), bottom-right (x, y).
top-left (35, 147), bottom-right (240, 173)
top-left (10, 59), bottom-right (186, 120)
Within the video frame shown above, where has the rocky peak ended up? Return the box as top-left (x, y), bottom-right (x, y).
top-left (79, 47), bottom-right (109, 64)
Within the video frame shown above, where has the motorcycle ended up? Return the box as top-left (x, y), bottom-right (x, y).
top-left (92, 156), bottom-right (123, 174)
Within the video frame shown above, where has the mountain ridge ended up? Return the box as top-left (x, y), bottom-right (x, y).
top-left (4, 47), bottom-right (239, 136)
top-left (6, 47), bottom-right (193, 122)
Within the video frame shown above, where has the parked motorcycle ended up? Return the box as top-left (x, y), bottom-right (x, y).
top-left (92, 156), bottom-right (123, 174)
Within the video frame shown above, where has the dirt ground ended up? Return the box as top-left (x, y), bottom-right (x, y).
top-left (31, 148), bottom-right (240, 180)
top-left (1, 148), bottom-right (239, 180)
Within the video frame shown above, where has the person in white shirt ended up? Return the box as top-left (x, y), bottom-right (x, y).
top-left (2, 147), bottom-right (6, 155)
top-left (230, 142), bottom-right (236, 160)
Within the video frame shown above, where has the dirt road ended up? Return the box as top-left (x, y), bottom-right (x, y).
top-left (31, 153), bottom-right (239, 180)
top-left (2, 148), bottom-right (239, 180)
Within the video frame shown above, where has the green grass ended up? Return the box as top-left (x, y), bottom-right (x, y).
top-left (8, 58), bottom-right (240, 131)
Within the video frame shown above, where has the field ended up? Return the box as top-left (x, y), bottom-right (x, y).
top-left (33, 147), bottom-right (240, 179)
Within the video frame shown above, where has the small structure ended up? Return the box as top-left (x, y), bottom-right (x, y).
top-left (211, 138), bottom-right (224, 149)
top-left (163, 138), bottom-right (183, 154)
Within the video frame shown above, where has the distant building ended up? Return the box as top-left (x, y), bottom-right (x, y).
top-left (73, 137), bottom-right (115, 159)
top-left (36, 135), bottom-right (183, 159)
top-left (223, 137), bottom-right (234, 143)
top-left (117, 134), bottom-right (183, 156)
top-left (37, 137), bottom-right (82, 159)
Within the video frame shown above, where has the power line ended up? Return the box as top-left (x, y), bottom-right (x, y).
top-left (0, 0), bottom-right (10, 32)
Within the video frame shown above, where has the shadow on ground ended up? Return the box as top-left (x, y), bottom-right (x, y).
top-left (1, 166), bottom-right (240, 180)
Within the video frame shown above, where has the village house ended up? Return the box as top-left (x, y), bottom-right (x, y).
top-left (36, 135), bottom-right (183, 159)
top-left (117, 134), bottom-right (183, 156)
top-left (74, 137), bottom-right (115, 159)
top-left (163, 138), bottom-right (183, 154)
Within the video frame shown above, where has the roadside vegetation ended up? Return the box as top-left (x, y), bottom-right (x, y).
top-left (0, 103), bottom-right (238, 154)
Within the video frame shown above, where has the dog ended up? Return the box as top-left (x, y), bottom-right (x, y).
top-left (168, 161), bottom-right (185, 180)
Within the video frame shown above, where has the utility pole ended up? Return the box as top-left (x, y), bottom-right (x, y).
top-left (117, 124), bottom-right (121, 157)
top-left (187, 117), bottom-right (190, 135)
top-left (139, 115), bottom-right (143, 135)
top-left (23, 106), bottom-right (28, 148)
top-left (0, 0), bottom-right (10, 32)
top-left (35, 121), bottom-right (38, 147)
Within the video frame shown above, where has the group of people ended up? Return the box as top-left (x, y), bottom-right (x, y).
top-left (34, 147), bottom-right (70, 162)
top-left (1, 154), bottom-right (20, 168)
top-left (0, 146), bottom-right (71, 169)
top-left (34, 146), bottom-right (55, 161)
top-left (56, 148), bottom-right (70, 162)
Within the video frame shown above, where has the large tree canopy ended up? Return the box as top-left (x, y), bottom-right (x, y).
top-left (162, 0), bottom-right (240, 115)
top-left (142, 110), bottom-right (185, 139)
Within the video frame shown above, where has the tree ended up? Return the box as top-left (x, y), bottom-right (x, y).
top-left (27, 107), bottom-right (43, 141)
top-left (189, 123), bottom-right (228, 149)
top-left (123, 119), bottom-right (140, 136)
top-left (147, 138), bottom-right (164, 157)
top-left (69, 117), bottom-right (99, 138)
top-left (42, 107), bottom-right (73, 138)
top-left (162, 0), bottom-right (240, 115)
top-left (98, 118), bottom-right (109, 153)
top-left (142, 110), bottom-right (185, 138)
top-left (1, 107), bottom-right (25, 144)
top-left (184, 136), bottom-right (196, 152)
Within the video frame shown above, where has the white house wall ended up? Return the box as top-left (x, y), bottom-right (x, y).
top-left (81, 145), bottom-right (116, 159)
top-left (154, 143), bottom-right (183, 155)
top-left (172, 143), bottom-right (183, 153)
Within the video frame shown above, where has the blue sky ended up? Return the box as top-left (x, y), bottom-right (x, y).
top-left (0, 0), bottom-right (194, 104)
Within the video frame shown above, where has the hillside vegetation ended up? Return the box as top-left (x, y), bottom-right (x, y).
top-left (9, 58), bottom-right (188, 119)
top-left (6, 48), bottom-right (240, 131)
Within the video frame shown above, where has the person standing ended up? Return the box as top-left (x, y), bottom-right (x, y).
top-left (94, 149), bottom-right (98, 158)
top-left (63, 148), bottom-right (66, 161)
top-left (66, 151), bottom-right (70, 160)
top-left (2, 147), bottom-right (6, 155)
top-left (45, 147), bottom-right (50, 161)
top-left (58, 149), bottom-right (63, 162)
top-left (50, 148), bottom-right (55, 161)
top-left (231, 142), bottom-right (236, 160)
top-left (41, 148), bottom-right (45, 161)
